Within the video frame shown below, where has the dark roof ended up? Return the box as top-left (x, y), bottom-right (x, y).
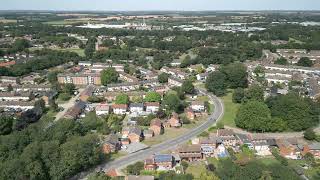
top-left (64, 101), bottom-right (86, 119)
top-left (130, 103), bottom-right (144, 108)
top-left (129, 126), bottom-right (142, 136)
top-left (105, 134), bottom-right (119, 146)
top-left (154, 154), bottom-right (173, 163)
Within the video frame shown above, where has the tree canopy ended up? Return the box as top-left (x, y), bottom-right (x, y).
top-left (100, 67), bottom-right (119, 86)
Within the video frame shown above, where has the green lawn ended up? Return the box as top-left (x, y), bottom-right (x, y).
top-left (44, 20), bottom-right (84, 25)
top-left (29, 47), bottom-right (85, 57)
top-left (220, 91), bottom-right (240, 127)
top-left (185, 161), bottom-right (207, 179)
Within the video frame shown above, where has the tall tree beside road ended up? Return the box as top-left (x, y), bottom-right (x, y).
top-left (101, 67), bottom-right (119, 86)
top-left (206, 71), bottom-right (228, 96)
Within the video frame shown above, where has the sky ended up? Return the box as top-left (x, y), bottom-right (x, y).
top-left (1, 0), bottom-right (320, 11)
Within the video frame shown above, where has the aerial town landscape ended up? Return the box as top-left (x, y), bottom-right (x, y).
top-left (1, 0), bottom-right (320, 180)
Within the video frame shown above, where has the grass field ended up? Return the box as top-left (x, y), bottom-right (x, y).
top-left (185, 161), bottom-right (207, 178)
top-left (220, 91), bottom-right (240, 127)
top-left (44, 20), bottom-right (84, 25)
top-left (29, 47), bottom-right (85, 57)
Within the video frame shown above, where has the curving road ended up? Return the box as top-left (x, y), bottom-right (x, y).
top-left (73, 89), bottom-right (224, 179)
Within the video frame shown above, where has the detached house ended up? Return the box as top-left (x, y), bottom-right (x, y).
top-left (129, 103), bottom-right (144, 114)
top-left (150, 118), bottom-right (163, 135)
top-left (112, 104), bottom-right (128, 115)
top-left (102, 134), bottom-right (120, 154)
top-left (276, 139), bottom-right (303, 160)
top-left (217, 129), bottom-right (239, 147)
top-left (145, 102), bottom-right (160, 114)
top-left (178, 144), bottom-right (203, 162)
top-left (144, 154), bottom-right (174, 171)
top-left (122, 126), bottom-right (143, 143)
top-left (303, 142), bottom-right (320, 159)
top-left (191, 101), bottom-right (206, 112)
top-left (168, 112), bottom-right (181, 127)
top-left (95, 104), bottom-right (110, 115)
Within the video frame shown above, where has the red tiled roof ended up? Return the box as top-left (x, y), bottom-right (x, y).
top-left (112, 104), bottom-right (128, 109)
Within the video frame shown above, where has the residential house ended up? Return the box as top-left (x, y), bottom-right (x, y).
top-left (102, 134), bottom-right (121, 154)
top-left (0, 101), bottom-right (35, 111)
top-left (127, 126), bottom-right (143, 143)
top-left (145, 102), bottom-right (160, 114)
top-left (168, 76), bottom-right (184, 87)
top-left (196, 73), bottom-right (208, 82)
top-left (64, 101), bottom-right (86, 119)
top-left (178, 144), bottom-right (203, 161)
top-left (252, 138), bottom-right (277, 156)
top-left (217, 129), bottom-right (239, 147)
top-left (129, 103), bottom-right (144, 114)
top-left (303, 142), bottom-right (320, 159)
top-left (276, 139), bottom-right (303, 160)
top-left (185, 108), bottom-right (195, 120)
top-left (144, 154), bottom-right (174, 171)
top-left (95, 104), bottom-right (110, 115)
top-left (191, 101), bottom-right (206, 112)
top-left (168, 112), bottom-right (181, 127)
top-left (200, 136), bottom-right (218, 157)
top-left (41, 91), bottom-right (58, 105)
top-left (112, 104), bottom-right (128, 115)
top-left (150, 118), bottom-right (163, 135)
top-left (78, 61), bottom-right (92, 66)
top-left (0, 76), bottom-right (18, 84)
top-left (144, 130), bottom-right (154, 139)
top-left (0, 91), bottom-right (32, 101)
top-left (236, 134), bottom-right (254, 150)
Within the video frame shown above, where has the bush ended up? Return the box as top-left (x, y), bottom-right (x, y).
top-left (304, 128), bottom-right (316, 140)
top-left (58, 93), bottom-right (71, 101)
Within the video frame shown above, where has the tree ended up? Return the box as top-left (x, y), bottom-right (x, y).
top-left (163, 93), bottom-right (181, 112)
top-left (115, 94), bottom-right (129, 104)
top-left (63, 83), bottom-right (75, 95)
top-left (233, 88), bottom-right (245, 103)
top-left (47, 71), bottom-right (58, 84)
top-left (275, 57), bottom-right (288, 65)
top-left (126, 162), bottom-right (144, 175)
top-left (181, 80), bottom-right (195, 94)
top-left (304, 128), bottom-right (316, 140)
top-left (0, 116), bottom-right (14, 135)
top-left (49, 100), bottom-right (59, 112)
top-left (297, 57), bottom-right (313, 67)
top-left (206, 71), bottom-right (228, 96)
top-left (221, 63), bottom-right (248, 88)
top-left (235, 101), bottom-right (273, 132)
top-left (7, 84), bottom-right (13, 92)
top-left (158, 72), bottom-right (169, 83)
top-left (304, 152), bottom-right (316, 167)
top-left (243, 84), bottom-right (264, 102)
top-left (144, 92), bottom-right (162, 102)
top-left (101, 67), bottom-right (119, 86)
top-left (88, 172), bottom-right (111, 180)
top-left (266, 93), bottom-right (316, 131)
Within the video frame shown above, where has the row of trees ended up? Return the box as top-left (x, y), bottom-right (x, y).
top-left (235, 91), bottom-right (320, 132)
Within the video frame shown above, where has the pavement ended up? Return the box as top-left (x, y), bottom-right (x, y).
top-left (71, 88), bottom-right (224, 180)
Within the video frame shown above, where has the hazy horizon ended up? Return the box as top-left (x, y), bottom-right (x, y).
top-left (1, 0), bottom-right (320, 11)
